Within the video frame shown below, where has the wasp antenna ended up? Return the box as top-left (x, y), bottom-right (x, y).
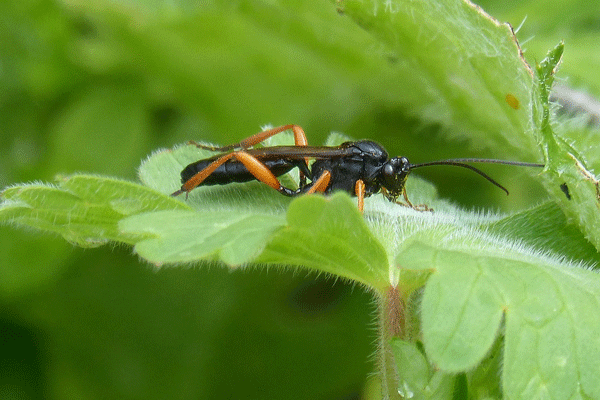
top-left (408, 161), bottom-right (497, 195)
top-left (411, 158), bottom-right (544, 168)
top-left (409, 159), bottom-right (543, 195)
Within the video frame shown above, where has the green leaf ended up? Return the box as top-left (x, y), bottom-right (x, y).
top-left (118, 192), bottom-right (389, 276)
top-left (336, 0), bottom-right (541, 162)
top-left (390, 338), bottom-right (454, 399)
top-left (0, 175), bottom-right (189, 247)
top-left (533, 43), bottom-right (600, 251)
top-left (396, 235), bottom-right (600, 398)
top-left (257, 193), bottom-right (389, 289)
top-left (486, 201), bottom-right (599, 264)
top-left (119, 210), bottom-right (285, 266)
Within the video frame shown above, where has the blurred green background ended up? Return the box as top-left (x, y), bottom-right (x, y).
top-left (1, 0), bottom-right (598, 399)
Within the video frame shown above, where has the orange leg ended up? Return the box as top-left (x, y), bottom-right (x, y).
top-left (379, 187), bottom-right (432, 212)
top-left (173, 151), bottom-right (285, 196)
top-left (401, 189), bottom-right (432, 212)
top-left (355, 180), bottom-right (365, 213)
top-left (401, 189), bottom-right (414, 209)
top-left (306, 170), bottom-right (332, 194)
top-left (189, 125), bottom-right (308, 151)
top-left (189, 124), bottom-right (310, 186)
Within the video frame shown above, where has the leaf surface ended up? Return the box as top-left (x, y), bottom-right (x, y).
top-left (397, 235), bottom-right (600, 398)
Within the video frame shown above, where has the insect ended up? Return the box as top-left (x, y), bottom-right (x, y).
top-left (171, 125), bottom-right (544, 212)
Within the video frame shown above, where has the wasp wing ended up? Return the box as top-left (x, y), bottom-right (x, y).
top-left (244, 145), bottom-right (353, 160)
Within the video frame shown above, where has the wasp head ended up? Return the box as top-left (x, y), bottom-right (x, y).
top-left (379, 156), bottom-right (411, 201)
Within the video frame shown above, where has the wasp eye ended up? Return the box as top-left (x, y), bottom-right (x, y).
top-left (383, 163), bottom-right (395, 177)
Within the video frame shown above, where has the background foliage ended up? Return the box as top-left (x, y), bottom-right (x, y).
top-left (1, 0), bottom-right (599, 399)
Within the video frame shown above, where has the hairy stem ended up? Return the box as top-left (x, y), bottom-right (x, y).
top-left (378, 285), bottom-right (404, 400)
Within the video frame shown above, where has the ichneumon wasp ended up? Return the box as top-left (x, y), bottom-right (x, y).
top-left (171, 125), bottom-right (544, 212)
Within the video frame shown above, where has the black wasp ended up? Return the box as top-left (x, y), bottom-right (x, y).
top-left (171, 125), bottom-right (544, 212)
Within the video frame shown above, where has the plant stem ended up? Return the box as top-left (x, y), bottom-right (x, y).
top-left (378, 285), bottom-right (404, 400)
